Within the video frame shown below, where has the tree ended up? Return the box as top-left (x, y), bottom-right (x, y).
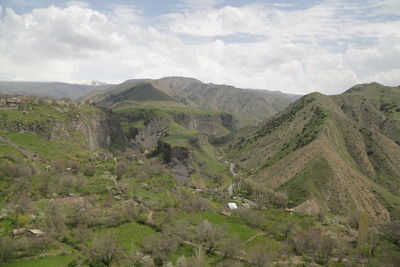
top-left (248, 244), bottom-right (274, 267)
top-left (0, 237), bottom-right (15, 263)
top-left (195, 220), bottom-right (224, 254)
top-left (12, 195), bottom-right (32, 215)
top-left (162, 219), bottom-right (191, 243)
top-left (189, 247), bottom-right (206, 267)
top-left (87, 232), bottom-right (123, 267)
top-left (44, 201), bottom-right (66, 237)
top-left (217, 235), bottom-right (243, 258)
top-left (115, 160), bottom-right (129, 180)
top-left (278, 220), bottom-right (295, 240)
top-left (253, 188), bottom-right (268, 210)
top-left (143, 233), bottom-right (178, 264)
top-left (314, 233), bottom-right (336, 265)
top-left (83, 163), bottom-right (96, 176)
top-left (290, 226), bottom-right (335, 264)
top-left (270, 192), bottom-right (288, 208)
top-left (382, 220), bottom-right (400, 244)
top-left (365, 227), bottom-right (380, 257)
top-left (234, 208), bottom-right (264, 228)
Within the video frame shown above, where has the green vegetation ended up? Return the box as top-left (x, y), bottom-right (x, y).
top-left (3, 255), bottom-right (74, 267)
top-left (278, 157), bottom-right (333, 207)
top-left (1, 83), bottom-right (400, 266)
top-left (161, 122), bottom-right (198, 148)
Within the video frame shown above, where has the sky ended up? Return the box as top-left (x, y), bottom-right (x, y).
top-left (0, 0), bottom-right (399, 94)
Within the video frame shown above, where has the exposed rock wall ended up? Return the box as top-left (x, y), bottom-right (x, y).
top-left (0, 108), bottom-right (125, 150)
top-left (126, 118), bottom-right (169, 149)
top-left (153, 141), bottom-right (194, 184)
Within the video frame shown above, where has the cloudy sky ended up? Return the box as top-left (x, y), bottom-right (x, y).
top-left (0, 0), bottom-right (399, 94)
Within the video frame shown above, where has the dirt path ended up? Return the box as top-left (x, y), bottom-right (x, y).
top-left (244, 231), bottom-right (268, 244)
top-left (0, 136), bottom-right (40, 162)
top-left (224, 160), bottom-right (237, 177)
top-left (0, 136), bottom-right (42, 174)
top-left (147, 210), bottom-right (154, 224)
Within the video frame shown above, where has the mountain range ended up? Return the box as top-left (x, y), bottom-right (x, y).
top-left (79, 77), bottom-right (299, 126)
top-left (0, 81), bottom-right (113, 100)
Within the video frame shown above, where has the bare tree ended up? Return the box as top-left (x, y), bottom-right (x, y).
top-left (248, 244), bottom-right (274, 267)
top-left (44, 201), bottom-right (66, 237)
top-left (382, 220), bottom-right (400, 244)
top-left (217, 235), bottom-right (243, 258)
top-left (143, 233), bottom-right (178, 263)
top-left (87, 232), bottom-right (123, 267)
top-left (278, 220), bottom-right (295, 240)
top-left (253, 188), bottom-right (268, 210)
top-left (195, 220), bottom-right (224, 254)
top-left (0, 237), bottom-right (15, 263)
top-left (290, 227), bottom-right (336, 265)
top-left (189, 247), bottom-right (206, 267)
top-left (115, 160), bottom-right (129, 180)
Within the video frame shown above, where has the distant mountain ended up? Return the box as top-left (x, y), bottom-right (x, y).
top-left (0, 81), bottom-right (114, 99)
top-left (81, 76), bottom-right (299, 126)
top-left (227, 82), bottom-right (400, 221)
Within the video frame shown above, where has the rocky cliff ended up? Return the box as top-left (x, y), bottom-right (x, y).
top-left (0, 97), bottom-right (124, 150)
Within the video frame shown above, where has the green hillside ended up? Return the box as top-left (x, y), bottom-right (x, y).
top-left (0, 84), bottom-right (400, 267)
top-left (227, 83), bottom-right (400, 221)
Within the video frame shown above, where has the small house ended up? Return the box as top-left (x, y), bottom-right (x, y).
top-left (221, 211), bottom-right (231, 216)
top-left (28, 229), bottom-right (46, 237)
top-left (6, 97), bottom-right (20, 107)
top-left (227, 203), bottom-right (238, 210)
top-left (13, 228), bottom-right (27, 236)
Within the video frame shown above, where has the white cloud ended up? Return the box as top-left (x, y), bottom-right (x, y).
top-left (0, 0), bottom-right (398, 94)
top-left (67, 1), bottom-right (89, 8)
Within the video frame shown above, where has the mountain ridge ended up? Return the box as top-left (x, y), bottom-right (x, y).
top-left (227, 82), bottom-right (400, 221)
top-left (81, 76), bottom-right (299, 127)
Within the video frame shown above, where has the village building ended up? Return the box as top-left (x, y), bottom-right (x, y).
top-left (227, 202), bottom-right (238, 210)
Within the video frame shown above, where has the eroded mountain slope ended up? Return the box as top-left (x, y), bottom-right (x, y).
top-left (227, 83), bottom-right (400, 221)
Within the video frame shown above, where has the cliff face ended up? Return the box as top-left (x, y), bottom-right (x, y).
top-left (0, 100), bottom-right (125, 150)
top-left (126, 118), bottom-right (170, 149)
top-left (0, 96), bottom-right (231, 184)
top-left (65, 112), bottom-right (125, 150)
top-left (153, 140), bottom-right (194, 185)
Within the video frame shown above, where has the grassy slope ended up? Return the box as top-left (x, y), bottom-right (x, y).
top-left (3, 255), bottom-right (74, 267)
top-left (227, 83), bottom-right (400, 220)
